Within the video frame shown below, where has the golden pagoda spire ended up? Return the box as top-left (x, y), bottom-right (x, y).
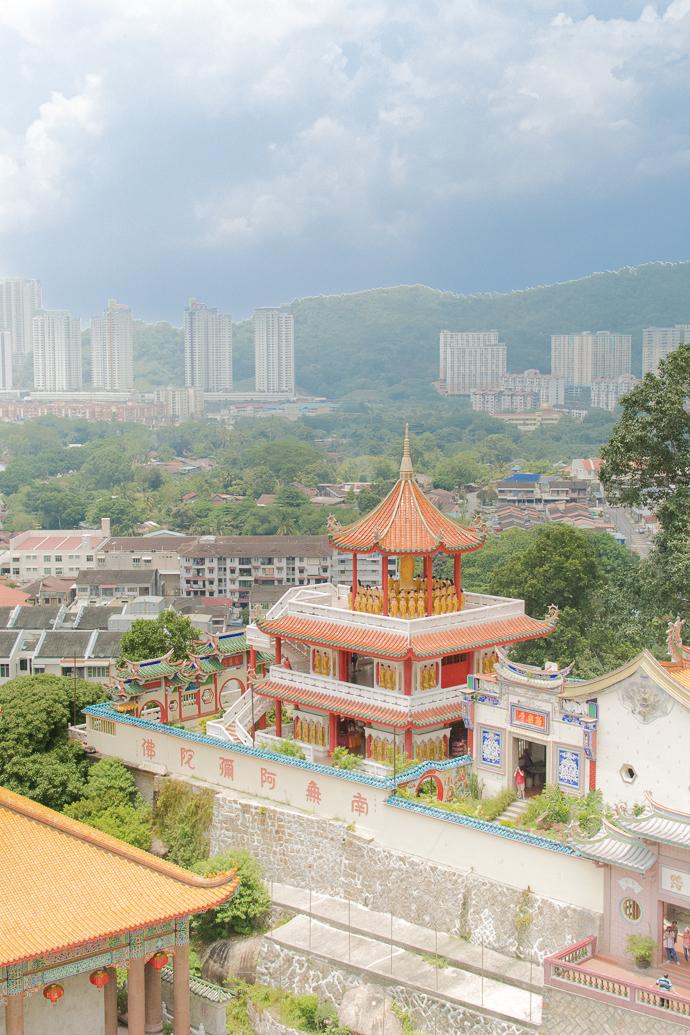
top-left (399, 423), bottom-right (413, 479)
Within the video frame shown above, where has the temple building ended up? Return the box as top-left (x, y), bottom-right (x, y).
top-left (233, 428), bottom-right (559, 766)
top-left (0, 785), bottom-right (239, 1035)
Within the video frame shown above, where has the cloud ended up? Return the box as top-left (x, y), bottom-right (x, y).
top-left (0, 74), bottom-right (102, 231)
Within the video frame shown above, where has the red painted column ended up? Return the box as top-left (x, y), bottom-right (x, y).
top-left (329, 712), bottom-right (337, 754)
top-left (275, 700), bottom-right (282, 737)
top-left (404, 656), bottom-right (412, 696)
top-left (426, 556), bottom-right (433, 615)
top-left (352, 553), bottom-right (358, 608)
top-left (454, 553), bottom-right (462, 600)
top-left (339, 650), bottom-right (348, 682)
top-left (589, 760), bottom-right (597, 790)
top-left (405, 727), bottom-right (412, 759)
top-left (275, 636), bottom-right (282, 665)
top-left (382, 554), bottom-right (389, 615)
top-left (259, 712), bottom-right (267, 730)
top-left (468, 728), bottom-right (474, 757)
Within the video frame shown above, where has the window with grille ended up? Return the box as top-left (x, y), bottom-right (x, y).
top-left (89, 716), bottom-right (116, 735)
top-left (620, 898), bottom-right (641, 923)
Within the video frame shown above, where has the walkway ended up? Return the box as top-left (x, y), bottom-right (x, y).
top-left (268, 882), bottom-right (542, 1029)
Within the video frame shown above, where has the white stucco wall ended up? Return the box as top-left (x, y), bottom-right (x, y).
top-left (0, 971), bottom-right (105, 1035)
top-left (87, 710), bottom-right (604, 913)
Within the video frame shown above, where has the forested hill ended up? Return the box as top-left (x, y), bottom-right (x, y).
top-left (110, 260), bottom-right (690, 398)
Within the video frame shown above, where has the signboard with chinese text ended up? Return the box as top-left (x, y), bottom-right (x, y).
top-left (661, 865), bottom-right (690, 901)
top-left (510, 704), bottom-right (550, 735)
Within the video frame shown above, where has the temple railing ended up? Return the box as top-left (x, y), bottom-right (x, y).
top-left (544, 936), bottom-right (690, 1026)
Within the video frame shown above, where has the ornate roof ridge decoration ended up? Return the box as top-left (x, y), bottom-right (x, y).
top-left (614, 791), bottom-right (690, 847)
top-left (494, 638), bottom-right (573, 690)
top-left (667, 616), bottom-right (690, 665)
top-left (0, 785), bottom-right (241, 890)
top-left (328, 424), bottom-right (486, 557)
top-left (568, 817), bottom-right (658, 873)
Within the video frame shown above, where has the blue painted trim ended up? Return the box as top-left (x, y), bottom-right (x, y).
top-left (84, 704), bottom-right (472, 791)
top-left (385, 797), bottom-right (577, 855)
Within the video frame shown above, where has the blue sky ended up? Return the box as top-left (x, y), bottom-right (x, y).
top-left (1, 0), bottom-right (689, 325)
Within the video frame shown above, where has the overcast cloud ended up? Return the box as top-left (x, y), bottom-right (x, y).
top-left (0, 0), bottom-right (689, 322)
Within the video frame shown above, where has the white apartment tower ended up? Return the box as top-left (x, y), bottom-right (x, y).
top-left (551, 331), bottom-right (631, 386)
top-left (184, 299), bottom-right (232, 392)
top-left (439, 330), bottom-right (507, 394)
top-left (90, 300), bottom-right (134, 390)
top-left (0, 278), bottom-right (42, 356)
top-left (501, 370), bottom-right (566, 406)
top-left (0, 332), bottom-right (12, 390)
top-left (255, 305), bottom-right (295, 393)
top-left (642, 325), bottom-right (690, 376)
top-left (32, 309), bottom-right (82, 391)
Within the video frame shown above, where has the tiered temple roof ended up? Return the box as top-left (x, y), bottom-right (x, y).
top-left (0, 786), bottom-right (239, 966)
top-left (328, 427), bottom-right (486, 557)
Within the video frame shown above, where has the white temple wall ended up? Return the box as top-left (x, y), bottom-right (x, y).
top-left (0, 971), bottom-right (105, 1035)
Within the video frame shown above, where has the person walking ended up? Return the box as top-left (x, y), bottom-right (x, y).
top-left (514, 766), bottom-right (525, 799)
top-left (683, 927), bottom-right (690, 963)
top-left (664, 924), bottom-right (680, 964)
top-left (655, 972), bottom-right (674, 1008)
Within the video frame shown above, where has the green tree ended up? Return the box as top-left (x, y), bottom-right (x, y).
top-left (88, 497), bottom-right (142, 535)
top-left (275, 485), bottom-right (310, 508)
top-left (118, 610), bottom-right (200, 664)
top-left (80, 447), bottom-right (133, 489)
top-left (24, 485), bottom-right (87, 529)
top-left (356, 487), bottom-right (383, 514)
top-left (192, 848), bottom-right (271, 938)
top-left (0, 676), bottom-right (108, 809)
top-left (600, 342), bottom-right (690, 536)
top-left (433, 453), bottom-right (482, 491)
top-left (64, 757), bottom-right (151, 850)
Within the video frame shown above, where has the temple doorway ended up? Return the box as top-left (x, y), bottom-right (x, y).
top-left (449, 721), bottom-right (468, 758)
top-left (349, 653), bottom-right (375, 688)
top-left (337, 716), bottom-right (365, 756)
top-left (663, 904), bottom-right (690, 969)
top-left (512, 736), bottom-right (547, 797)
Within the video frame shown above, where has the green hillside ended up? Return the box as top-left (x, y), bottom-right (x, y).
top-left (123, 259), bottom-right (690, 397)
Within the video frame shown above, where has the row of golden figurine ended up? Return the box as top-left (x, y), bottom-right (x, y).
top-left (294, 715), bottom-right (327, 746)
top-left (368, 734), bottom-right (448, 763)
top-left (312, 650), bottom-right (332, 676)
top-left (376, 663), bottom-right (438, 689)
top-left (348, 580), bottom-right (464, 617)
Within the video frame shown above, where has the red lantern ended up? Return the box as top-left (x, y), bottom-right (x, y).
top-left (43, 983), bottom-right (64, 1006)
top-left (90, 968), bottom-right (110, 991)
top-left (148, 951), bottom-right (169, 971)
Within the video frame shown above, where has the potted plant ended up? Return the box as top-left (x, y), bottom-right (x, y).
top-left (625, 932), bottom-right (658, 969)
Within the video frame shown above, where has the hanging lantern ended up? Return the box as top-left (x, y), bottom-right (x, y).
top-left (148, 951), bottom-right (169, 971)
top-left (89, 968), bottom-right (110, 991)
top-left (43, 983), bottom-right (64, 1006)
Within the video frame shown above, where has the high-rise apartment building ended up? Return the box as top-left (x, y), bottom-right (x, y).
top-left (551, 331), bottom-right (631, 386)
top-left (184, 299), bottom-right (232, 392)
top-left (0, 332), bottom-right (12, 390)
top-left (501, 370), bottom-right (566, 406)
top-left (0, 278), bottom-right (42, 356)
top-left (438, 330), bottom-right (507, 394)
top-left (254, 305), bottom-right (295, 393)
top-left (590, 375), bottom-right (638, 412)
top-left (642, 325), bottom-right (690, 376)
top-left (32, 309), bottom-right (82, 391)
top-left (90, 300), bottom-right (134, 390)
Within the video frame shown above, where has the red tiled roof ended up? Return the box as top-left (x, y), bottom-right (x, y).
top-left (257, 611), bottom-right (557, 659)
top-left (328, 428), bottom-right (485, 557)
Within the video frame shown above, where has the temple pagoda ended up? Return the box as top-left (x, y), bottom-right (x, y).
top-left (244, 428), bottom-right (558, 765)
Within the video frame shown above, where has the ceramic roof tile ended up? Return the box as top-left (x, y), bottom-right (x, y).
top-left (0, 787), bottom-right (240, 966)
top-left (258, 612), bottom-right (557, 659)
top-left (328, 429), bottom-right (485, 557)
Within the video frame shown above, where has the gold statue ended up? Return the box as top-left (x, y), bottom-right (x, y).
top-left (314, 651), bottom-right (322, 674)
top-left (323, 653), bottom-right (331, 677)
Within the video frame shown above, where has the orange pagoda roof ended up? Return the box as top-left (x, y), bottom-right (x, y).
top-left (0, 786), bottom-right (240, 966)
top-left (257, 610), bottom-right (558, 659)
top-left (328, 426), bottom-right (486, 557)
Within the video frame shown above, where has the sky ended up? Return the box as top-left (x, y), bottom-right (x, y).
top-left (1, 0), bottom-right (689, 325)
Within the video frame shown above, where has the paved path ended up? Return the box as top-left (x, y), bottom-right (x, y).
top-left (267, 913), bottom-right (542, 1028)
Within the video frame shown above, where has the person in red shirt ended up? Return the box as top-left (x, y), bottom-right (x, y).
top-left (515, 766), bottom-right (526, 799)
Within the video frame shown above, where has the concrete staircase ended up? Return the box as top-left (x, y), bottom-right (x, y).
top-left (494, 797), bottom-right (531, 825)
top-left (264, 883), bottom-right (543, 1031)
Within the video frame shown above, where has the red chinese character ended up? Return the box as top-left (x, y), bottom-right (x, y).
top-left (219, 757), bottom-right (234, 779)
top-left (261, 768), bottom-right (276, 790)
top-left (180, 747), bottom-right (195, 769)
top-left (305, 780), bottom-right (321, 804)
top-left (142, 738), bottom-right (156, 760)
top-left (351, 792), bottom-right (368, 816)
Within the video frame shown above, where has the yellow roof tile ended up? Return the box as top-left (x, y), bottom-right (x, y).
top-left (0, 787), bottom-right (240, 966)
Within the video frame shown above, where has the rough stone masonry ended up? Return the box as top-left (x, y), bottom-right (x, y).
top-left (211, 791), bottom-right (601, 964)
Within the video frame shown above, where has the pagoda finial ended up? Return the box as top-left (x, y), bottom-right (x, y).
top-left (400, 423), bottom-right (413, 479)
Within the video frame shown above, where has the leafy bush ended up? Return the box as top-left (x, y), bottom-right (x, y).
top-left (518, 785), bottom-right (573, 829)
top-left (626, 933), bottom-right (657, 962)
top-left (64, 758), bottom-right (152, 850)
top-left (572, 788), bottom-right (604, 836)
top-left (192, 848), bottom-right (271, 938)
top-left (83, 756), bottom-right (139, 803)
top-left (257, 738), bottom-right (305, 758)
top-left (152, 779), bottom-right (215, 868)
top-left (331, 747), bottom-right (362, 770)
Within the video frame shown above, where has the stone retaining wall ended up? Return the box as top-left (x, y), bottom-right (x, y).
top-left (542, 985), bottom-right (689, 1034)
top-left (211, 792), bottom-right (601, 964)
top-left (255, 940), bottom-right (535, 1035)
